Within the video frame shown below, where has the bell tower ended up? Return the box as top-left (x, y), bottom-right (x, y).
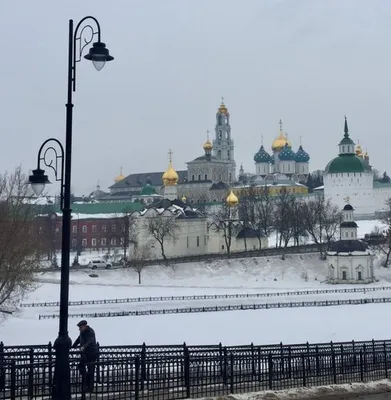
top-left (213, 98), bottom-right (236, 182)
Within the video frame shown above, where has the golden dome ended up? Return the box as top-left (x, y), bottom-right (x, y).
top-left (271, 119), bottom-right (291, 151)
top-left (203, 139), bottom-right (213, 151)
top-left (226, 190), bottom-right (239, 207)
top-left (114, 167), bottom-right (126, 183)
top-left (218, 97), bottom-right (229, 115)
top-left (162, 150), bottom-right (179, 186)
top-left (272, 131), bottom-right (292, 152)
top-left (355, 144), bottom-right (363, 157)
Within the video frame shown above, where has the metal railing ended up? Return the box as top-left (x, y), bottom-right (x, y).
top-left (20, 285), bottom-right (391, 308)
top-left (37, 296), bottom-right (391, 320)
top-left (0, 339), bottom-right (391, 399)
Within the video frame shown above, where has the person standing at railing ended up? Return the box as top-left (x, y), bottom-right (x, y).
top-left (71, 320), bottom-right (98, 393)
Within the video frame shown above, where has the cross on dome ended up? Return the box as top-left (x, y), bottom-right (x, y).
top-left (279, 119), bottom-right (283, 131)
top-left (168, 149), bottom-right (173, 163)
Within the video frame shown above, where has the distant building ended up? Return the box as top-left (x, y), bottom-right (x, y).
top-left (327, 203), bottom-right (375, 284)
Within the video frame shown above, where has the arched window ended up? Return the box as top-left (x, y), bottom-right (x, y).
top-left (227, 150), bottom-right (230, 160)
top-left (229, 173), bottom-right (232, 182)
top-left (217, 150), bottom-right (222, 159)
top-left (218, 115), bottom-right (222, 125)
top-left (205, 174), bottom-right (208, 180)
top-left (192, 175), bottom-right (195, 181)
top-left (198, 175), bottom-right (201, 181)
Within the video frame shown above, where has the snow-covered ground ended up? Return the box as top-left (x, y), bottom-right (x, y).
top-left (3, 249), bottom-right (391, 347)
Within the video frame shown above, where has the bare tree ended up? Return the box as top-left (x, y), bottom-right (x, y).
top-left (302, 196), bottom-right (341, 258)
top-left (127, 243), bottom-right (152, 284)
top-left (371, 198), bottom-right (391, 267)
top-left (147, 213), bottom-right (179, 264)
top-left (254, 186), bottom-right (275, 247)
top-left (0, 168), bottom-right (40, 313)
top-left (212, 203), bottom-right (238, 256)
top-left (111, 210), bottom-right (137, 263)
top-left (273, 189), bottom-right (297, 248)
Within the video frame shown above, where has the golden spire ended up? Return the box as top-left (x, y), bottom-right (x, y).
top-left (162, 149), bottom-right (179, 186)
top-left (226, 190), bottom-right (239, 207)
top-left (203, 129), bottom-right (213, 151)
top-left (272, 119), bottom-right (292, 151)
top-left (114, 166), bottom-right (126, 183)
top-left (218, 97), bottom-right (229, 114)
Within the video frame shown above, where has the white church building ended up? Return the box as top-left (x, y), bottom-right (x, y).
top-left (323, 117), bottom-right (391, 216)
top-left (327, 203), bottom-right (375, 284)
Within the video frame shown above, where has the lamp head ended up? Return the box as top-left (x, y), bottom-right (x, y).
top-left (84, 42), bottom-right (114, 71)
top-left (29, 168), bottom-right (50, 196)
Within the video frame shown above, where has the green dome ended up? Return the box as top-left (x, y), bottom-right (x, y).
top-left (141, 184), bottom-right (157, 196)
top-left (325, 154), bottom-right (371, 174)
top-left (254, 145), bottom-right (271, 163)
top-left (295, 145), bottom-right (310, 163)
top-left (278, 144), bottom-right (296, 161)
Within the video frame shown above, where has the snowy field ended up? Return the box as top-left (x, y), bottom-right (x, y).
top-left (3, 246), bottom-right (391, 347)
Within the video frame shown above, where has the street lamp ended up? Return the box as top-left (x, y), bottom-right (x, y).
top-left (28, 16), bottom-right (113, 400)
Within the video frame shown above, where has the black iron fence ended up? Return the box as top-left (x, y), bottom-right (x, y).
top-left (37, 296), bottom-right (391, 320)
top-left (20, 285), bottom-right (391, 308)
top-left (1, 339), bottom-right (391, 399)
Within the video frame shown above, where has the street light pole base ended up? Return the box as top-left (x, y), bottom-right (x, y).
top-left (53, 334), bottom-right (72, 400)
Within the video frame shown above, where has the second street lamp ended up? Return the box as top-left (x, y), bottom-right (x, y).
top-left (29, 16), bottom-right (113, 400)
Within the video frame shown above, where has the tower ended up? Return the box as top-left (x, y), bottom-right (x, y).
top-left (340, 201), bottom-right (358, 240)
top-left (162, 149), bottom-right (179, 201)
top-left (213, 98), bottom-right (236, 182)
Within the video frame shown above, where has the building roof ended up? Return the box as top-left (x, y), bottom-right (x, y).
top-left (254, 145), bottom-right (271, 163)
top-left (278, 144), bottom-right (296, 161)
top-left (109, 170), bottom-right (187, 189)
top-left (71, 202), bottom-right (143, 214)
top-left (340, 221), bottom-right (358, 228)
top-left (295, 145), bottom-right (310, 163)
top-left (328, 239), bottom-right (368, 253)
top-left (343, 204), bottom-right (354, 211)
top-left (140, 184), bottom-right (157, 196)
top-left (324, 154), bottom-right (371, 174)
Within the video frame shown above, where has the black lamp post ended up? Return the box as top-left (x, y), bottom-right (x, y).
top-left (29, 17), bottom-right (113, 400)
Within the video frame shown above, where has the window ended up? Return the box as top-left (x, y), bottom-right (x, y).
top-left (227, 150), bottom-right (230, 160)
top-left (72, 226), bottom-right (77, 234)
top-left (101, 238), bottom-right (106, 246)
top-left (205, 174), bottom-right (207, 180)
top-left (196, 236), bottom-right (200, 247)
top-left (102, 225), bottom-right (107, 232)
top-left (218, 150), bottom-right (222, 159)
top-left (204, 235), bottom-right (207, 245)
top-left (357, 271), bottom-right (362, 281)
top-left (192, 175), bottom-right (195, 181)
top-left (92, 225), bottom-right (97, 233)
top-left (55, 227), bottom-right (60, 235)
top-left (342, 271), bottom-right (347, 280)
top-left (187, 236), bottom-right (189, 247)
top-left (351, 232), bottom-right (354, 238)
top-left (342, 146), bottom-right (345, 153)
top-left (82, 225), bottom-right (87, 233)
top-left (92, 238), bottom-right (97, 247)
top-left (229, 173), bottom-right (232, 182)
top-left (198, 175), bottom-right (201, 181)
top-left (345, 232), bottom-right (349, 237)
top-left (111, 224), bottom-right (116, 232)
top-left (111, 238), bottom-right (116, 246)
top-left (82, 239), bottom-right (87, 247)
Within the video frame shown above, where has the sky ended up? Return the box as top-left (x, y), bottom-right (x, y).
top-left (1, 0), bottom-right (391, 196)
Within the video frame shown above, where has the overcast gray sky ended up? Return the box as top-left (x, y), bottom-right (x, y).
top-left (1, 0), bottom-right (391, 195)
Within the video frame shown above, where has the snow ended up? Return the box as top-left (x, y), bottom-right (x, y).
top-left (197, 380), bottom-right (391, 399)
top-left (3, 250), bottom-right (391, 347)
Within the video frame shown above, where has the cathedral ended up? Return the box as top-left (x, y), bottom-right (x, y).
top-left (253, 120), bottom-right (310, 182)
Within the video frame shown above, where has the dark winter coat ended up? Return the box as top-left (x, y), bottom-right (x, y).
top-left (72, 326), bottom-right (98, 357)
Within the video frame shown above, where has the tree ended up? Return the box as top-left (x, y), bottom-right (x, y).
top-left (301, 196), bottom-right (341, 257)
top-left (0, 168), bottom-right (40, 313)
top-left (110, 210), bottom-right (137, 262)
top-left (127, 243), bottom-right (152, 284)
top-left (212, 202), bottom-right (239, 256)
top-left (147, 213), bottom-right (179, 264)
top-left (372, 198), bottom-right (391, 267)
top-left (253, 186), bottom-right (275, 248)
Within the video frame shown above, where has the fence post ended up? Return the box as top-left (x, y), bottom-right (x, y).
top-left (48, 342), bottom-right (53, 390)
top-left (141, 342), bottom-right (147, 390)
top-left (331, 348), bottom-right (337, 385)
top-left (184, 343), bottom-right (190, 398)
top-left (0, 341), bottom-right (4, 391)
top-left (218, 342), bottom-right (224, 378)
top-left (10, 361), bottom-right (16, 400)
top-left (302, 353), bottom-right (306, 387)
top-left (288, 346), bottom-right (292, 379)
top-left (358, 350), bottom-right (364, 381)
top-left (135, 356), bottom-right (140, 400)
top-left (251, 342), bottom-right (256, 376)
top-left (268, 353), bottom-right (273, 390)
top-left (384, 342), bottom-right (388, 379)
top-left (96, 342), bottom-right (101, 384)
top-left (223, 347), bottom-right (228, 385)
top-left (229, 353), bottom-right (234, 394)
top-left (340, 344), bottom-right (344, 375)
top-left (28, 348), bottom-right (34, 398)
top-left (363, 344), bottom-right (367, 373)
top-left (372, 339), bottom-right (376, 364)
top-left (315, 346), bottom-right (320, 377)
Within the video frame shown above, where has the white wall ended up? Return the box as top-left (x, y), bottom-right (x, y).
top-left (327, 254), bottom-right (374, 284)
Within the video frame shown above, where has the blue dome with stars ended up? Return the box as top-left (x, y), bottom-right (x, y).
top-left (295, 145), bottom-right (310, 163)
top-left (278, 144), bottom-right (296, 161)
top-left (253, 145), bottom-right (271, 163)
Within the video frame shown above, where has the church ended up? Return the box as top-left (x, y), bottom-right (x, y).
top-left (323, 117), bottom-right (391, 216)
